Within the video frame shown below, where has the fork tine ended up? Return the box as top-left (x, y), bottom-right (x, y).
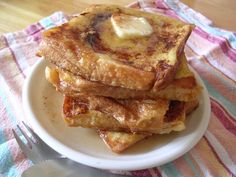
top-left (17, 124), bottom-right (33, 148)
top-left (22, 121), bottom-right (41, 143)
top-left (12, 129), bottom-right (31, 157)
top-left (13, 123), bottom-right (62, 163)
top-left (22, 122), bottom-right (62, 156)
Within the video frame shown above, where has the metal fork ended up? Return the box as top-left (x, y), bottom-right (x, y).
top-left (13, 122), bottom-right (131, 177)
top-left (12, 121), bottom-right (62, 164)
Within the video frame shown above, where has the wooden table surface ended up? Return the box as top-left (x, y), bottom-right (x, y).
top-left (0, 0), bottom-right (236, 34)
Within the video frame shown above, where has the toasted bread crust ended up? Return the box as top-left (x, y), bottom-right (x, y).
top-left (39, 5), bottom-right (194, 91)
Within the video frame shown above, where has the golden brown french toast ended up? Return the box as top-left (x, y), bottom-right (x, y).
top-left (39, 4), bottom-right (194, 91)
top-left (46, 54), bottom-right (201, 101)
top-left (62, 95), bottom-right (194, 134)
top-left (63, 95), bottom-right (169, 133)
top-left (97, 100), bottom-right (199, 153)
top-left (98, 130), bottom-right (149, 153)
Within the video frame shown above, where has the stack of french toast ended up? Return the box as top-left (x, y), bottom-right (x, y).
top-left (37, 5), bottom-right (202, 153)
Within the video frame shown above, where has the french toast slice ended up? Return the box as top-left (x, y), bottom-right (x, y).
top-left (46, 54), bottom-right (201, 101)
top-left (98, 130), bottom-right (149, 153)
top-left (63, 95), bottom-right (170, 133)
top-left (98, 100), bottom-right (199, 153)
top-left (62, 95), bottom-right (193, 134)
top-left (39, 4), bottom-right (194, 91)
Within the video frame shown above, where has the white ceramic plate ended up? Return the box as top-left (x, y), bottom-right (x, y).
top-left (22, 59), bottom-right (211, 171)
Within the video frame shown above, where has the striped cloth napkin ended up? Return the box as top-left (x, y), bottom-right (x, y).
top-left (0, 0), bottom-right (236, 176)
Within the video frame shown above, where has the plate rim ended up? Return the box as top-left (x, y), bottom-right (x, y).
top-left (22, 59), bottom-right (211, 170)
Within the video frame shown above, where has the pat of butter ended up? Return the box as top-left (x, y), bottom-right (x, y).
top-left (111, 14), bottom-right (153, 39)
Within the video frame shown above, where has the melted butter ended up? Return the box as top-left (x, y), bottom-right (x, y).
top-left (111, 14), bottom-right (153, 39)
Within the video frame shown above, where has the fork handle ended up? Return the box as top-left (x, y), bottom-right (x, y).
top-left (22, 158), bottom-right (130, 177)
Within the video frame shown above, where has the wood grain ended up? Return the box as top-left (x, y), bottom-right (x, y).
top-left (0, 0), bottom-right (236, 34)
top-left (182, 0), bottom-right (236, 31)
